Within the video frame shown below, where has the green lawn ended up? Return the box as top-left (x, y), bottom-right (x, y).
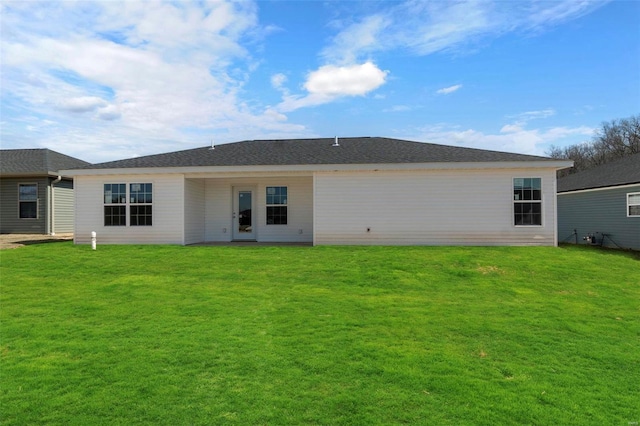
top-left (1, 243), bottom-right (638, 425)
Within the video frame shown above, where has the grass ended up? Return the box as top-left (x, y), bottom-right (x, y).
top-left (1, 243), bottom-right (638, 425)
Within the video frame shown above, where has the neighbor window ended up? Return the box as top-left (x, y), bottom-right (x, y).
top-left (628, 192), bottom-right (640, 217)
top-left (266, 186), bottom-right (287, 225)
top-left (104, 184), bottom-right (126, 226)
top-left (19, 183), bottom-right (38, 219)
top-left (130, 183), bottom-right (153, 226)
top-left (513, 178), bottom-right (542, 226)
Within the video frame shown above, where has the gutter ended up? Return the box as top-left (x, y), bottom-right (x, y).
top-left (50, 175), bottom-right (62, 235)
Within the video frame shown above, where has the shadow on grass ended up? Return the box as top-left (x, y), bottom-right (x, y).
top-left (18, 239), bottom-right (72, 246)
top-left (559, 242), bottom-right (640, 261)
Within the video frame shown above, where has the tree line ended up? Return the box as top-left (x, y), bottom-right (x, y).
top-left (546, 114), bottom-right (639, 175)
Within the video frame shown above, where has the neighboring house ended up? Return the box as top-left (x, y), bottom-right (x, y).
top-left (61, 137), bottom-right (572, 246)
top-left (557, 153), bottom-right (640, 250)
top-left (0, 149), bottom-right (91, 235)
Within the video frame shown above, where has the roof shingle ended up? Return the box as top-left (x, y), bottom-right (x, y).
top-left (0, 149), bottom-right (91, 176)
top-left (74, 137), bottom-right (556, 170)
top-left (557, 152), bottom-right (640, 192)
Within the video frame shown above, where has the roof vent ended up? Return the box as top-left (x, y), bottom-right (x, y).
top-left (332, 136), bottom-right (340, 147)
top-left (209, 139), bottom-right (215, 150)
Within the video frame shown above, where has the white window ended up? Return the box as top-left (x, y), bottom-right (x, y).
top-left (130, 183), bottom-right (153, 226)
top-left (19, 183), bottom-right (38, 219)
top-left (513, 178), bottom-right (542, 226)
top-left (103, 183), bottom-right (152, 226)
top-left (266, 186), bottom-right (287, 225)
top-left (628, 192), bottom-right (640, 217)
top-left (104, 184), bottom-right (126, 226)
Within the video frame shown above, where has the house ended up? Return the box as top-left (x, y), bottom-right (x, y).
top-left (557, 153), bottom-right (640, 250)
top-left (0, 149), bottom-right (91, 235)
top-left (61, 137), bottom-right (572, 246)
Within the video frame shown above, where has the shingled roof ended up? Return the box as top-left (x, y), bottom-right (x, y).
top-left (0, 149), bottom-right (91, 177)
top-left (74, 137), bottom-right (556, 170)
top-left (557, 152), bottom-right (640, 193)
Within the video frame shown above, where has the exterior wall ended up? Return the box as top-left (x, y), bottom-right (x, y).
top-left (0, 176), bottom-right (49, 234)
top-left (184, 178), bottom-right (205, 244)
top-left (314, 168), bottom-right (558, 246)
top-left (52, 179), bottom-right (75, 234)
top-left (203, 176), bottom-right (313, 243)
top-left (558, 184), bottom-right (640, 250)
top-left (74, 174), bottom-right (185, 244)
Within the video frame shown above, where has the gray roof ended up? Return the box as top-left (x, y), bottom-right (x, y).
top-left (0, 149), bottom-right (91, 177)
top-left (557, 152), bottom-right (640, 193)
top-left (74, 137), bottom-right (556, 170)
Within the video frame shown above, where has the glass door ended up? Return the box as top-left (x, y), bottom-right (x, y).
top-left (233, 188), bottom-right (255, 240)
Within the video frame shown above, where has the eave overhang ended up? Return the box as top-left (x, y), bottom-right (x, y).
top-left (61, 160), bottom-right (574, 177)
top-left (0, 171), bottom-right (68, 179)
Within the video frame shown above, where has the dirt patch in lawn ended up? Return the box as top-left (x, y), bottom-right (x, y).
top-left (0, 234), bottom-right (73, 250)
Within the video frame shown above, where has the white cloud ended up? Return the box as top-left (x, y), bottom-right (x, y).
top-left (58, 96), bottom-right (107, 113)
top-left (408, 119), bottom-right (595, 156)
top-left (0, 1), bottom-right (610, 162)
top-left (0, 1), bottom-right (311, 162)
top-left (321, 14), bottom-right (389, 64)
top-left (503, 109), bottom-right (557, 133)
top-left (500, 123), bottom-right (524, 133)
top-left (271, 73), bottom-right (287, 90)
top-left (384, 105), bottom-right (411, 112)
top-left (305, 62), bottom-right (388, 96)
top-left (97, 105), bottom-right (121, 121)
top-left (436, 84), bottom-right (462, 95)
top-left (272, 1), bottom-right (603, 116)
top-left (275, 62), bottom-right (388, 112)
top-left (321, 1), bottom-right (607, 64)
top-left (509, 109), bottom-right (556, 121)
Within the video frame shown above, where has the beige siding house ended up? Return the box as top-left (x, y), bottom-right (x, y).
top-left (62, 137), bottom-right (572, 246)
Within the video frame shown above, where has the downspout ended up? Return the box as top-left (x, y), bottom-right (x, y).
top-left (50, 175), bottom-right (62, 235)
top-left (553, 174), bottom-right (558, 247)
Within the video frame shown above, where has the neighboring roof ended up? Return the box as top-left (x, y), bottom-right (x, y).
top-left (0, 149), bottom-right (91, 177)
top-left (72, 137), bottom-right (558, 170)
top-left (557, 152), bottom-right (640, 193)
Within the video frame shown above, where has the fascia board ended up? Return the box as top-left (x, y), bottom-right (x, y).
top-left (558, 182), bottom-right (640, 195)
top-left (0, 172), bottom-right (59, 178)
top-left (60, 160), bottom-right (573, 177)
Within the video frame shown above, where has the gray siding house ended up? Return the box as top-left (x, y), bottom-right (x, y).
top-left (557, 153), bottom-right (640, 250)
top-left (0, 149), bottom-right (91, 235)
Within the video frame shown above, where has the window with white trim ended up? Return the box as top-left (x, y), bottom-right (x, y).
top-left (103, 183), bottom-right (153, 226)
top-left (104, 184), bottom-right (126, 226)
top-left (130, 183), bottom-right (153, 226)
top-left (513, 178), bottom-right (542, 226)
top-left (266, 186), bottom-right (287, 225)
top-left (628, 192), bottom-right (640, 217)
top-left (19, 183), bottom-right (38, 219)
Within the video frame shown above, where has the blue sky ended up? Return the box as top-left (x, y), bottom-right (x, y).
top-left (1, 0), bottom-right (638, 163)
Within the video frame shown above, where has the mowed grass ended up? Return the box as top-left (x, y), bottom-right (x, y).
top-left (1, 243), bottom-right (638, 425)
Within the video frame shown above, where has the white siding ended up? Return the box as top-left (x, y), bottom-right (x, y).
top-left (314, 168), bottom-right (558, 246)
top-left (74, 174), bottom-right (185, 244)
top-left (184, 179), bottom-right (205, 244)
top-left (204, 176), bottom-right (313, 242)
top-left (204, 178), bottom-right (232, 242)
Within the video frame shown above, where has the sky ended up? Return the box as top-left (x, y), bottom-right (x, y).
top-left (1, 0), bottom-right (639, 163)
